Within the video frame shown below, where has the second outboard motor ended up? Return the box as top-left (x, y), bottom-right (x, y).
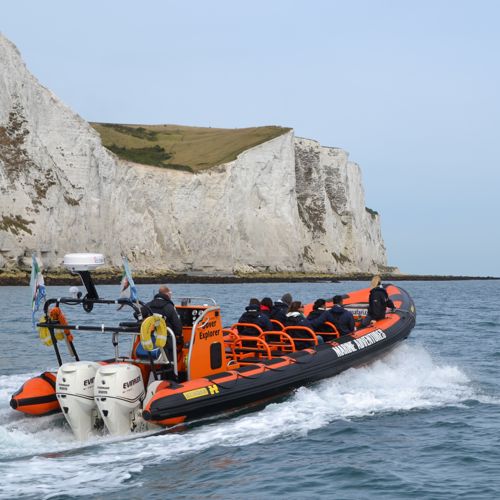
top-left (94, 364), bottom-right (145, 436)
top-left (56, 361), bottom-right (101, 440)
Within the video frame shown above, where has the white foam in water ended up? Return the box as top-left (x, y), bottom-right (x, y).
top-left (0, 344), bottom-right (484, 499)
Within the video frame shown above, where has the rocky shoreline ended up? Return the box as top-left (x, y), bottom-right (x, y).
top-left (0, 270), bottom-right (498, 286)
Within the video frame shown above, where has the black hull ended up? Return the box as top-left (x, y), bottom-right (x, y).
top-left (144, 286), bottom-right (416, 424)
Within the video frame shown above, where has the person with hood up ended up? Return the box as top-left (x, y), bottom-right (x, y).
top-left (237, 298), bottom-right (273, 335)
top-left (270, 293), bottom-right (293, 324)
top-left (311, 295), bottom-right (355, 336)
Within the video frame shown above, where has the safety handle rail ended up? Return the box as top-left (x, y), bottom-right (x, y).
top-left (36, 322), bottom-right (141, 334)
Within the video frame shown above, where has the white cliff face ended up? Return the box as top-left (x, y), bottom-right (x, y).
top-left (0, 33), bottom-right (388, 274)
top-left (294, 138), bottom-right (387, 273)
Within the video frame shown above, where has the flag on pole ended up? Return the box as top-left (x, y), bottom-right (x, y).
top-left (118, 256), bottom-right (138, 306)
top-left (31, 254), bottom-right (46, 328)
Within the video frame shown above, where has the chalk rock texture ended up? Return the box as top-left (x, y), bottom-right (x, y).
top-left (0, 33), bottom-right (388, 274)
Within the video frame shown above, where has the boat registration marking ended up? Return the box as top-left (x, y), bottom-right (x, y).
top-left (332, 329), bottom-right (387, 357)
top-left (344, 308), bottom-right (368, 316)
top-left (183, 384), bottom-right (219, 400)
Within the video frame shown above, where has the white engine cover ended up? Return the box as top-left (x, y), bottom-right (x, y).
top-left (94, 363), bottom-right (145, 436)
top-left (56, 361), bottom-right (100, 440)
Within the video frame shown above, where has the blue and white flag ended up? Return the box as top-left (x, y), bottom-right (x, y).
top-left (30, 254), bottom-right (46, 327)
top-left (118, 256), bottom-right (138, 305)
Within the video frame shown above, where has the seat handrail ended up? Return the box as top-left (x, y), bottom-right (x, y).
top-left (222, 327), bottom-right (239, 338)
top-left (270, 319), bottom-right (285, 331)
top-left (321, 321), bottom-right (340, 338)
top-left (283, 326), bottom-right (319, 348)
top-left (259, 331), bottom-right (295, 352)
top-left (231, 322), bottom-right (264, 336)
top-left (232, 336), bottom-right (272, 360)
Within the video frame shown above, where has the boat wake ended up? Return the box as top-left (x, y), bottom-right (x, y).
top-left (0, 343), bottom-right (488, 499)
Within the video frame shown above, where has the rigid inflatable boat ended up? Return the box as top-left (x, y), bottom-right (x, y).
top-left (10, 253), bottom-right (416, 440)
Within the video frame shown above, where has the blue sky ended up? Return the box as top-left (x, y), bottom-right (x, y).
top-left (2, 1), bottom-right (499, 276)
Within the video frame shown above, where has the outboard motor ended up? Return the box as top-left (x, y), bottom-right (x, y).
top-left (56, 361), bottom-right (101, 440)
top-left (94, 364), bottom-right (145, 436)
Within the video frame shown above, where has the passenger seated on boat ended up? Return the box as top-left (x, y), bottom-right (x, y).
top-left (270, 293), bottom-right (292, 324)
top-left (260, 297), bottom-right (273, 318)
top-left (284, 301), bottom-right (324, 347)
top-left (307, 299), bottom-right (327, 322)
top-left (237, 299), bottom-right (273, 336)
top-left (362, 276), bottom-right (395, 326)
top-left (142, 286), bottom-right (183, 347)
top-left (310, 295), bottom-right (355, 336)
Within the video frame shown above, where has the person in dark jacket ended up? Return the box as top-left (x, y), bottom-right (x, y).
top-left (307, 298), bottom-right (337, 334)
top-left (260, 297), bottom-right (274, 318)
top-left (271, 293), bottom-right (292, 324)
top-left (143, 286), bottom-right (183, 346)
top-left (285, 301), bottom-right (323, 348)
top-left (311, 295), bottom-right (355, 336)
top-left (364, 276), bottom-right (395, 324)
top-left (307, 298), bottom-right (327, 321)
top-left (237, 298), bottom-right (273, 335)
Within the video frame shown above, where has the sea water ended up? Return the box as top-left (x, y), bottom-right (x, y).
top-left (1, 280), bottom-right (499, 499)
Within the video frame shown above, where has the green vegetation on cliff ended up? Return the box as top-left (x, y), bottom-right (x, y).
top-left (91, 123), bottom-right (291, 172)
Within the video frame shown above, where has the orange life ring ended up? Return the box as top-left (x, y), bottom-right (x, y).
top-left (48, 307), bottom-right (73, 342)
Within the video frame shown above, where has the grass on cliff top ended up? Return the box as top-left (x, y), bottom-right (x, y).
top-left (90, 123), bottom-right (292, 172)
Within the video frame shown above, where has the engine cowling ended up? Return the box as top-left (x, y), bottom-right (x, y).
top-left (56, 361), bottom-right (101, 441)
top-left (94, 363), bottom-right (145, 436)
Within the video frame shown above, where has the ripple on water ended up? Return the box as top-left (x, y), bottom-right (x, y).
top-left (2, 281), bottom-right (500, 499)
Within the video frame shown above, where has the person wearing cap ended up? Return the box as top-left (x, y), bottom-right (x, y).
top-left (237, 298), bottom-right (273, 335)
top-left (364, 275), bottom-right (395, 325)
top-left (311, 295), bottom-right (355, 336)
top-left (270, 293), bottom-right (292, 324)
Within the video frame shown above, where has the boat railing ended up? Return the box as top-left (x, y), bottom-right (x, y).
top-left (125, 326), bottom-right (178, 378)
top-left (283, 326), bottom-right (319, 349)
top-left (319, 322), bottom-right (340, 339)
top-left (231, 336), bottom-right (273, 363)
top-left (230, 322), bottom-right (264, 337)
top-left (37, 294), bottom-right (179, 377)
top-left (259, 331), bottom-right (295, 353)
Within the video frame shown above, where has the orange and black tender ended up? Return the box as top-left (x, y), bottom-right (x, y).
top-left (141, 284), bottom-right (416, 424)
top-left (10, 254), bottom-right (416, 439)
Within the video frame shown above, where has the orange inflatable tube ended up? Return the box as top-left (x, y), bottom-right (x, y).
top-left (10, 372), bottom-right (61, 416)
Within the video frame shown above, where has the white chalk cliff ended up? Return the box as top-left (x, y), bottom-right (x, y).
top-left (0, 33), bottom-right (389, 274)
